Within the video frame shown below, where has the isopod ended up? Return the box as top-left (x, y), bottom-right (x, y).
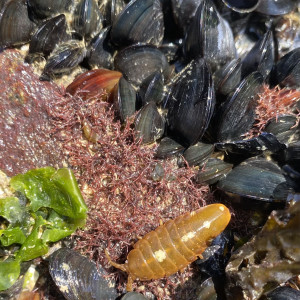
top-left (106, 203), bottom-right (231, 291)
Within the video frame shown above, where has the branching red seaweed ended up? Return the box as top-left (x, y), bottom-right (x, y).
top-left (49, 92), bottom-right (212, 298)
top-left (247, 84), bottom-right (300, 138)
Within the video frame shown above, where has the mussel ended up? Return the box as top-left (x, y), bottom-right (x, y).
top-left (49, 248), bottom-right (117, 300)
top-left (166, 57), bottom-right (215, 146)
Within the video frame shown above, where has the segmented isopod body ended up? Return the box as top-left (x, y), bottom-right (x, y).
top-left (106, 203), bottom-right (231, 291)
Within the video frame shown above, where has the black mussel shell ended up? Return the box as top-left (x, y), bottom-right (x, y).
top-left (270, 48), bottom-right (300, 89)
top-left (265, 286), bottom-right (300, 300)
top-left (72, 0), bottom-right (103, 39)
top-left (155, 137), bottom-right (185, 158)
top-left (265, 114), bottom-right (299, 144)
top-left (197, 230), bottom-right (234, 278)
top-left (215, 132), bottom-right (286, 157)
top-left (184, 0), bottom-right (236, 71)
top-left (0, 0), bottom-right (35, 47)
top-left (114, 44), bottom-right (172, 87)
top-left (112, 77), bottom-right (137, 123)
top-left (166, 57), bottom-right (215, 146)
top-left (285, 142), bottom-right (300, 172)
top-left (111, 0), bottom-right (164, 47)
top-left (241, 30), bottom-right (275, 80)
top-left (256, 0), bottom-right (297, 16)
top-left (135, 101), bottom-right (165, 144)
top-left (216, 71), bottom-right (264, 142)
top-left (27, 0), bottom-right (72, 19)
top-left (49, 248), bottom-right (117, 300)
top-left (221, 0), bottom-right (260, 13)
top-left (217, 156), bottom-right (288, 208)
top-left (170, 0), bottom-right (202, 31)
top-left (121, 291), bottom-right (149, 299)
top-left (27, 14), bottom-right (68, 60)
top-left (87, 27), bottom-right (113, 69)
top-left (213, 58), bottom-right (242, 96)
top-left (139, 71), bottom-right (165, 105)
top-left (41, 40), bottom-right (86, 80)
top-left (180, 142), bottom-right (214, 167)
top-left (196, 158), bottom-right (233, 185)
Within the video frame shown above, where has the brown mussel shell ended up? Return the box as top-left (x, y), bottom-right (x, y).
top-left (66, 69), bottom-right (122, 100)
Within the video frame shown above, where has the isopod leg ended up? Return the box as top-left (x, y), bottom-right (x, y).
top-left (127, 275), bottom-right (134, 292)
top-left (105, 249), bottom-right (128, 272)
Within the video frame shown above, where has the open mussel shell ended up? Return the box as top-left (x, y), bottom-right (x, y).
top-left (40, 41), bottom-right (87, 81)
top-left (0, 0), bottom-right (35, 47)
top-left (256, 0), bottom-right (297, 16)
top-left (215, 132), bottom-right (286, 157)
top-left (114, 44), bottom-right (172, 87)
top-left (112, 77), bottom-right (137, 122)
top-left (265, 286), bottom-right (300, 300)
top-left (184, 0), bottom-right (236, 71)
top-left (217, 157), bottom-right (288, 209)
top-left (72, 0), bottom-right (103, 39)
top-left (166, 57), bottom-right (215, 146)
top-left (270, 48), bottom-right (300, 89)
top-left (26, 14), bottom-right (68, 60)
top-left (216, 71), bottom-right (264, 142)
top-left (87, 27), bottom-right (113, 69)
top-left (155, 137), bottom-right (185, 158)
top-left (221, 0), bottom-right (260, 13)
top-left (139, 71), bottom-right (165, 105)
top-left (111, 0), bottom-right (164, 47)
top-left (241, 30), bottom-right (275, 80)
top-left (213, 58), bottom-right (242, 96)
top-left (66, 69), bottom-right (122, 100)
top-left (180, 142), bottom-right (214, 167)
top-left (196, 158), bottom-right (233, 185)
top-left (49, 248), bottom-right (117, 300)
top-left (27, 0), bottom-right (72, 19)
top-left (135, 102), bottom-right (165, 144)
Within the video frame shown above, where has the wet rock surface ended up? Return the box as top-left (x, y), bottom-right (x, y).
top-left (0, 49), bottom-right (66, 176)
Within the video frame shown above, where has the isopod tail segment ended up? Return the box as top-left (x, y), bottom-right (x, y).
top-left (105, 203), bottom-right (231, 292)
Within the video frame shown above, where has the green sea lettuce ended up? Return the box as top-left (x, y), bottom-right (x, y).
top-left (0, 167), bottom-right (87, 291)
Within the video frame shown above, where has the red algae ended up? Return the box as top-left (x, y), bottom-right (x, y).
top-left (49, 93), bottom-right (212, 298)
top-left (247, 84), bottom-right (300, 138)
top-left (0, 49), bottom-right (67, 176)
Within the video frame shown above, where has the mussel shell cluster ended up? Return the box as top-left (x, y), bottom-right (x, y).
top-left (1, 0), bottom-right (296, 209)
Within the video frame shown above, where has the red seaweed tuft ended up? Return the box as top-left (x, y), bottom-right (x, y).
top-left (247, 84), bottom-right (300, 138)
top-left (49, 93), bottom-right (212, 298)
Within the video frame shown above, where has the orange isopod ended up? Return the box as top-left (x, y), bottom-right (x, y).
top-left (106, 203), bottom-right (231, 291)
